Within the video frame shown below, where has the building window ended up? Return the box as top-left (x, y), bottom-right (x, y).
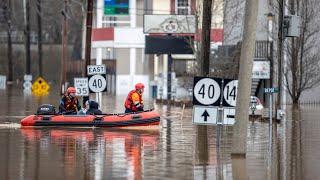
top-left (176, 0), bottom-right (190, 15)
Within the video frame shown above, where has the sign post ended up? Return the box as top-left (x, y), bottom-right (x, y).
top-left (264, 87), bottom-right (279, 124)
top-left (87, 65), bottom-right (107, 106)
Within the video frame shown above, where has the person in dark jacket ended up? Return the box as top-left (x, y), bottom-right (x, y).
top-left (86, 100), bottom-right (102, 115)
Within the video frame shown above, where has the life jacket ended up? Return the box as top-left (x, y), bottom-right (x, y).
top-left (63, 95), bottom-right (79, 112)
top-left (124, 90), bottom-right (143, 111)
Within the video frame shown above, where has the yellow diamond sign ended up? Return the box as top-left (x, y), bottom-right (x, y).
top-left (32, 77), bottom-right (50, 96)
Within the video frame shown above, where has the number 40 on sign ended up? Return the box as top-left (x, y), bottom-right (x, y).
top-left (193, 77), bottom-right (238, 107)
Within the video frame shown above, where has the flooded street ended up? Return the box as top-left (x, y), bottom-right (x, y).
top-left (0, 87), bottom-right (320, 179)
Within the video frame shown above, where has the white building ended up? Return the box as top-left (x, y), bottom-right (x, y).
top-left (87, 0), bottom-right (224, 98)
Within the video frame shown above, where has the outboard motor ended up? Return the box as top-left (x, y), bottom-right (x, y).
top-left (37, 104), bottom-right (56, 115)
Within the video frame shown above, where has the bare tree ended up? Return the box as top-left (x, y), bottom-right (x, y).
top-left (284, 0), bottom-right (320, 104)
top-left (222, 0), bottom-right (245, 44)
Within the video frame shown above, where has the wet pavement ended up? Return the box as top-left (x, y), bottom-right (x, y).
top-left (0, 86), bottom-right (320, 179)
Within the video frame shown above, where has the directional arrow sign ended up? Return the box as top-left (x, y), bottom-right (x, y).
top-left (223, 108), bottom-right (236, 125)
top-left (201, 110), bottom-right (210, 122)
top-left (193, 106), bottom-right (218, 125)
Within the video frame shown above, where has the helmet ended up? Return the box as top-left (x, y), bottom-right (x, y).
top-left (135, 83), bottom-right (145, 90)
top-left (66, 87), bottom-right (76, 94)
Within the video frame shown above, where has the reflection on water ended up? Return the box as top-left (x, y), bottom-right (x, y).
top-left (2, 127), bottom-right (159, 180)
top-left (1, 87), bottom-right (320, 179)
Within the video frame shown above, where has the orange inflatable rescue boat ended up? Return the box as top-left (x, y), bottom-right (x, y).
top-left (20, 104), bottom-right (160, 127)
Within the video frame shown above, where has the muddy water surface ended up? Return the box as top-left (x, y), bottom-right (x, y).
top-left (0, 87), bottom-right (319, 179)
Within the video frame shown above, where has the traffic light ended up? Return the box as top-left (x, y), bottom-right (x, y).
top-left (283, 15), bottom-right (301, 37)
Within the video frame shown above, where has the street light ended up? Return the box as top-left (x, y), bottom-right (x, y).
top-left (266, 12), bottom-right (274, 87)
top-left (266, 12), bottom-right (275, 119)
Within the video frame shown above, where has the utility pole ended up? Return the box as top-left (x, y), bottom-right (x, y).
top-left (37, 0), bottom-right (43, 77)
top-left (200, 0), bottom-right (213, 76)
top-left (84, 0), bottom-right (93, 76)
top-left (196, 0), bottom-right (214, 166)
top-left (83, 0), bottom-right (94, 103)
top-left (276, 0), bottom-right (285, 116)
top-left (232, 0), bottom-right (259, 155)
top-left (60, 0), bottom-right (68, 93)
top-left (3, 0), bottom-right (13, 82)
top-left (24, 0), bottom-right (31, 75)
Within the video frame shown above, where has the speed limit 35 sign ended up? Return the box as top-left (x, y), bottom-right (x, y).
top-left (74, 78), bottom-right (89, 96)
top-left (193, 77), bottom-right (238, 107)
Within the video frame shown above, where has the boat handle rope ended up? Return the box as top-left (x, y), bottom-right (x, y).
top-left (91, 108), bottom-right (154, 118)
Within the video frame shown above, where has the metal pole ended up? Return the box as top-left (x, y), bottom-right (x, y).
top-left (167, 53), bottom-right (172, 100)
top-left (96, 0), bottom-right (103, 106)
top-left (232, 0), bottom-right (259, 155)
top-left (269, 93), bottom-right (272, 125)
top-left (37, 0), bottom-right (42, 77)
top-left (24, 0), bottom-right (31, 75)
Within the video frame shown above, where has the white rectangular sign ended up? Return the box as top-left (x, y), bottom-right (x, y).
top-left (193, 106), bottom-right (218, 125)
top-left (0, 75), bottom-right (6, 90)
top-left (74, 78), bottom-right (89, 96)
top-left (87, 65), bottom-right (106, 75)
top-left (252, 61), bottom-right (270, 79)
top-left (192, 106), bottom-right (235, 126)
top-left (24, 74), bottom-right (32, 81)
top-left (144, 15), bottom-right (196, 34)
top-left (223, 108), bottom-right (235, 125)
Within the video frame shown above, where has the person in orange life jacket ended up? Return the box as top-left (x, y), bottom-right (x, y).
top-left (59, 87), bottom-right (81, 114)
top-left (124, 83), bottom-right (145, 113)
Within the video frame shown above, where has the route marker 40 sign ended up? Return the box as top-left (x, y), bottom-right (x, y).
top-left (87, 65), bottom-right (107, 93)
top-left (193, 77), bottom-right (238, 107)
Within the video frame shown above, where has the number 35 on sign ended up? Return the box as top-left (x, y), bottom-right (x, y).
top-left (74, 78), bottom-right (89, 96)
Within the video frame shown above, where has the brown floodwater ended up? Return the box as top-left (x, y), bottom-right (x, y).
top-left (0, 86), bottom-right (319, 180)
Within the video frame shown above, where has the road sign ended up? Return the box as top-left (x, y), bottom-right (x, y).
top-left (0, 75), bottom-right (6, 90)
top-left (32, 77), bottom-right (50, 96)
top-left (24, 74), bottom-right (32, 81)
top-left (223, 79), bottom-right (238, 107)
top-left (23, 81), bottom-right (32, 90)
top-left (74, 78), bottom-right (89, 96)
top-left (192, 106), bottom-right (218, 125)
top-left (264, 87), bottom-right (279, 93)
top-left (88, 75), bottom-right (107, 93)
top-left (87, 65), bottom-right (106, 75)
top-left (223, 108), bottom-right (236, 125)
top-left (193, 77), bottom-right (222, 106)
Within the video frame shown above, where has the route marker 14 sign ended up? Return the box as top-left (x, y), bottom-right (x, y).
top-left (192, 77), bottom-right (238, 126)
top-left (193, 77), bottom-right (238, 107)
